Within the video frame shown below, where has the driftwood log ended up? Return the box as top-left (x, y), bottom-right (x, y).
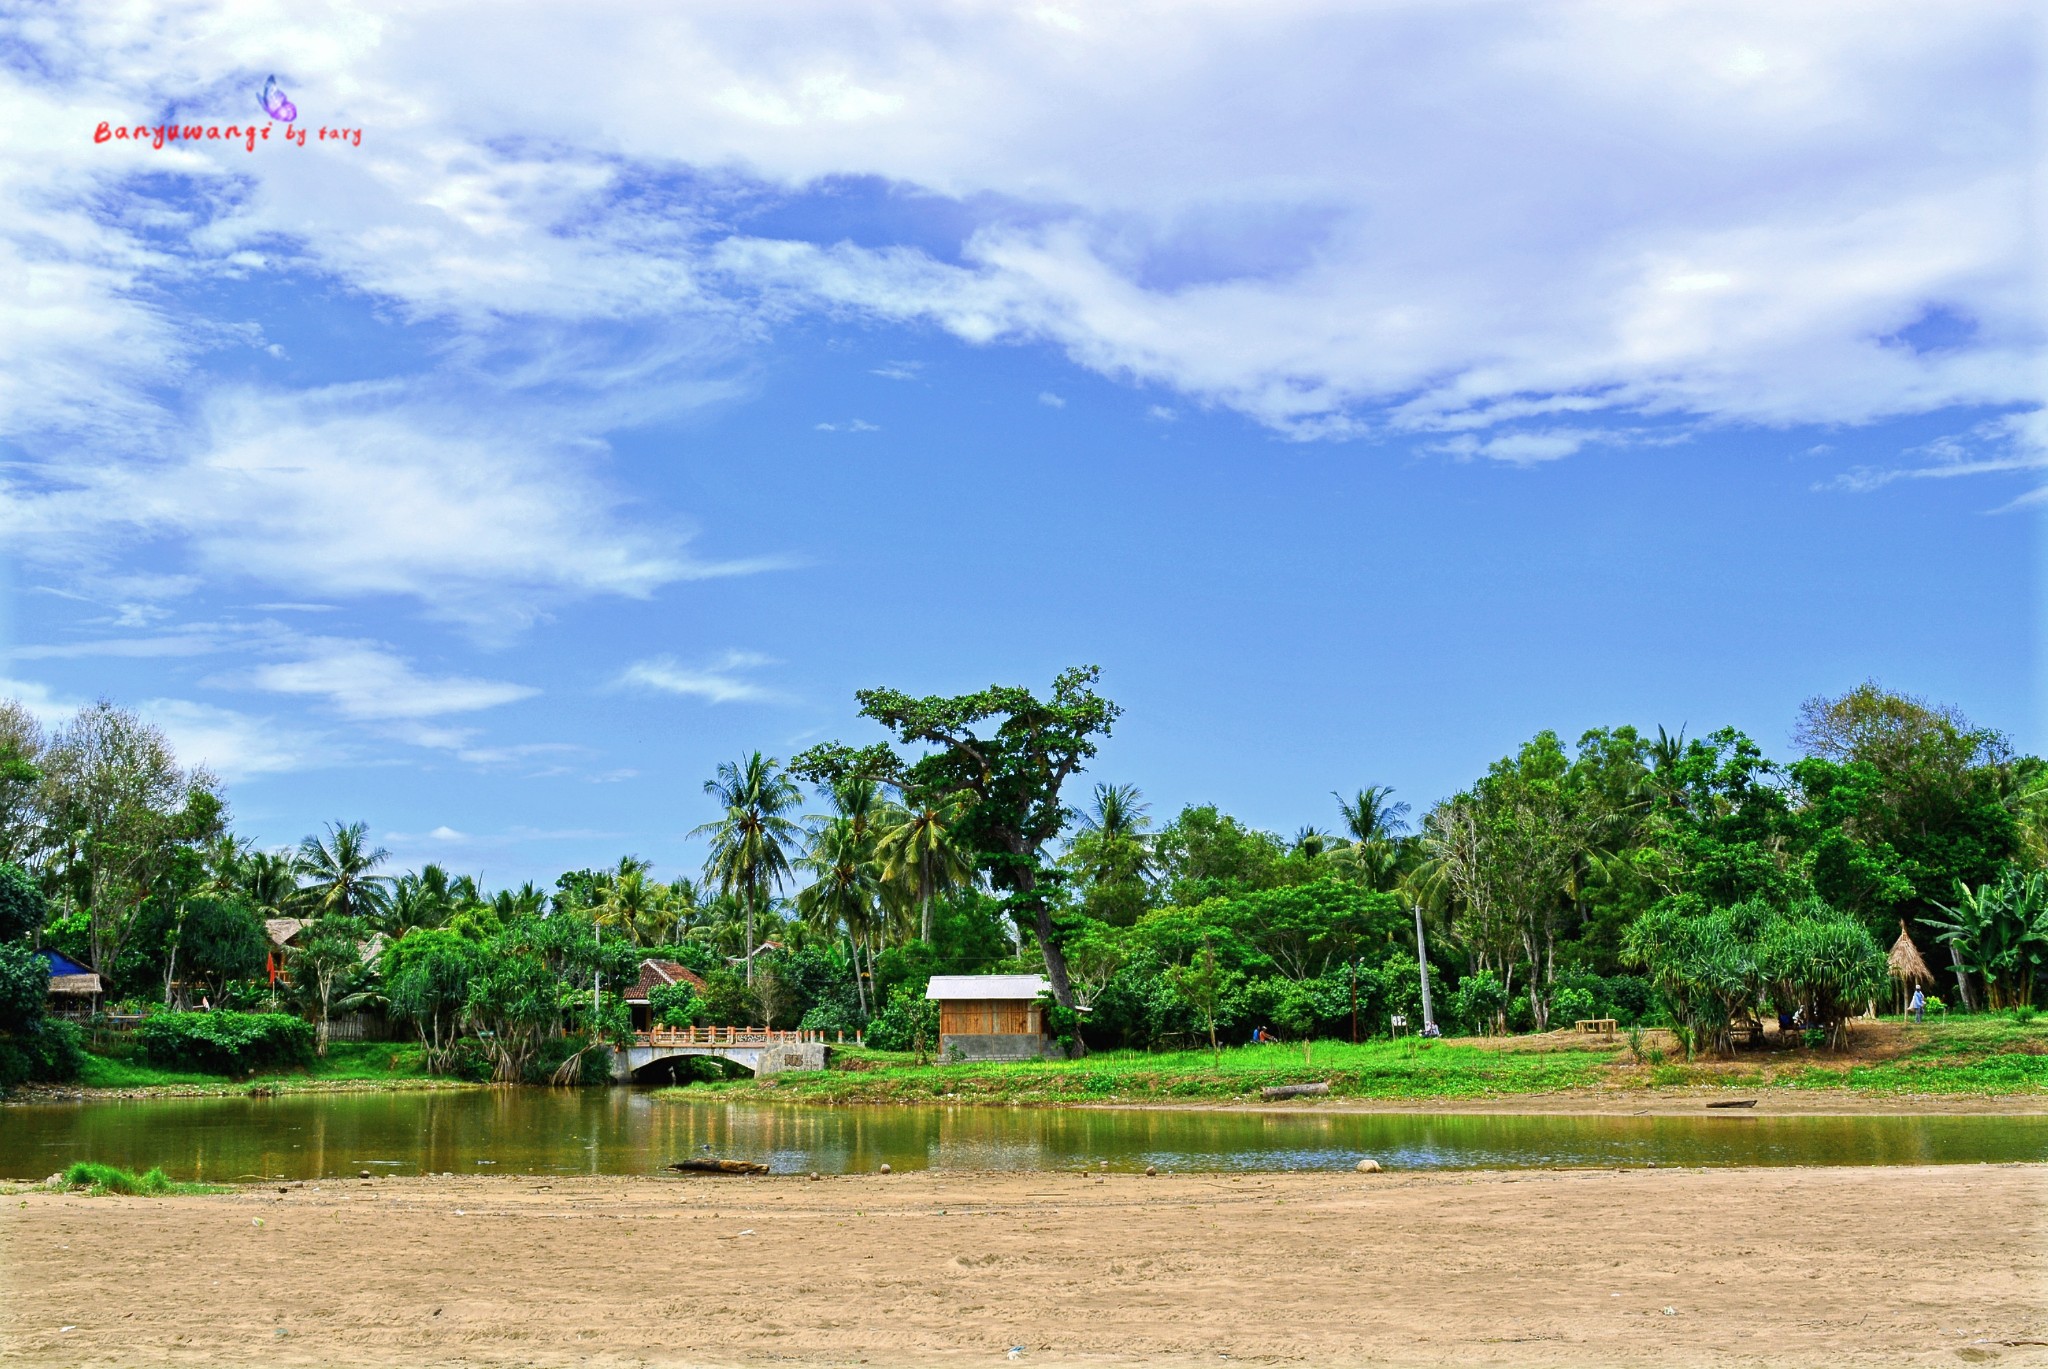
top-left (667, 1158), bottom-right (771, 1174)
top-left (1705, 1099), bottom-right (1758, 1109)
top-left (1261, 1082), bottom-right (1331, 1101)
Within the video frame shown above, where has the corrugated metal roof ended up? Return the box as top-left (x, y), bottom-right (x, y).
top-left (925, 974), bottom-right (1049, 1001)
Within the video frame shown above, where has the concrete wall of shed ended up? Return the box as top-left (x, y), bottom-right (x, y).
top-left (939, 1032), bottom-right (1067, 1063)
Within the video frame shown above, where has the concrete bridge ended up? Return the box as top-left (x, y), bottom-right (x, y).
top-left (611, 1027), bottom-right (843, 1082)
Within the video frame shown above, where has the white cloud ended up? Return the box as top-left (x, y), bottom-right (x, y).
top-left (1, 388), bottom-right (784, 627)
top-left (871, 361), bottom-right (922, 380)
top-left (141, 698), bottom-right (330, 781)
top-left (814, 418), bottom-right (879, 432)
top-left (233, 637), bottom-right (537, 720)
top-left (619, 650), bottom-right (784, 704)
top-left (1037, 391), bottom-right (1066, 408)
top-left (0, 0), bottom-right (2034, 511)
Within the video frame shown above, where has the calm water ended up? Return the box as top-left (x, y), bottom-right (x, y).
top-left (2, 1090), bottom-right (2042, 1182)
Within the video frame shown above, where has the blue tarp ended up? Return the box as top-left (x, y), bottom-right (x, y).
top-left (35, 949), bottom-right (91, 978)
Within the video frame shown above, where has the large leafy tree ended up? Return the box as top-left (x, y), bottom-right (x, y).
top-left (0, 700), bottom-right (48, 871)
top-left (295, 821), bottom-right (394, 923)
top-left (42, 702), bottom-right (224, 979)
top-left (794, 665), bottom-right (1119, 1018)
top-left (1790, 684), bottom-right (2020, 937)
top-left (692, 754), bottom-right (803, 984)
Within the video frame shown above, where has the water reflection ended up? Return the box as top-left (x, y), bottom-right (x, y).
top-left (2, 1090), bottom-right (2041, 1182)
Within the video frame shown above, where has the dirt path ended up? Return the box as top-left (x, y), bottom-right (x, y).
top-left (4, 1165), bottom-right (2043, 1367)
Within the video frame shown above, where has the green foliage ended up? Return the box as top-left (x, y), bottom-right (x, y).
top-left (0, 1013), bottom-right (83, 1088)
top-left (695, 968), bottom-right (762, 1026)
top-left (864, 983), bottom-right (939, 1053)
top-left (0, 861), bottom-right (45, 942)
top-left (64, 1162), bottom-right (178, 1195)
top-left (135, 1011), bottom-right (313, 1074)
top-left (1623, 898), bottom-right (1884, 1056)
top-left (647, 979), bottom-right (702, 1027)
top-left (1449, 969), bottom-right (1507, 1036)
top-left (175, 894), bottom-right (268, 1001)
top-left (1927, 867), bottom-right (2048, 1009)
top-left (382, 928), bottom-right (480, 1069)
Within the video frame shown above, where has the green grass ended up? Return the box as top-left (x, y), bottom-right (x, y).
top-left (74, 1039), bottom-right (444, 1094)
top-left (676, 1037), bottom-right (1618, 1105)
top-left (60, 1162), bottom-right (226, 1196)
top-left (659, 1015), bottom-right (2048, 1106)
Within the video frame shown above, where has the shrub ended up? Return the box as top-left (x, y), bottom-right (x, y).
top-left (134, 1011), bottom-right (314, 1074)
top-left (647, 980), bottom-right (702, 1028)
top-left (1450, 970), bottom-right (1507, 1035)
top-left (1550, 985), bottom-right (1598, 1028)
top-left (864, 984), bottom-right (938, 1053)
top-left (64, 1162), bottom-right (174, 1195)
top-left (0, 1018), bottom-right (84, 1088)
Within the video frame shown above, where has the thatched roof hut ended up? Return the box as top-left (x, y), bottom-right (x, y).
top-left (1888, 923), bottom-right (1934, 986)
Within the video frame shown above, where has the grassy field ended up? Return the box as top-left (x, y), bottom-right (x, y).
top-left (679, 1014), bottom-right (2048, 1105)
top-left (66, 1040), bottom-right (453, 1096)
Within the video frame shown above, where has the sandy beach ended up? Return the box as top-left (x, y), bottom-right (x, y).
top-left (4, 1163), bottom-right (2042, 1368)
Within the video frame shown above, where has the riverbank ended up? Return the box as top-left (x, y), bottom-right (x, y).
top-left (4, 1164), bottom-right (2040, 1367)
top-left (684, 1016), bottom-right (2048, 1108)
top-left (5, 1040), bottom-right (468, 1103)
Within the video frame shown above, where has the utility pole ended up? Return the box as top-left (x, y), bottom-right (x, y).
top-left (1413, 904), bottom-right (1437, 1037)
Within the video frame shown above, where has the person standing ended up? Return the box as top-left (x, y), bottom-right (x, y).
top-left (1909, 986), bottom-right (1926, 1024)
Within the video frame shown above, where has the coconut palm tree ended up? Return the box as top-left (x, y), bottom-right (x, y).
top-left (875, 788), bottom-right (976, 943)
top-left (691, 754), bottom-right (803, 984)
top-left (795, 817), bottom-right (886, 1018)
top-left (237, 849), bottom-right (302, 916)
top-left (295, 821), bottom-right (393, 922)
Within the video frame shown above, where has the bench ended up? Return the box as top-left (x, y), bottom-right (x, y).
top-left (1574, 1018), bottom-right (1617, 1035)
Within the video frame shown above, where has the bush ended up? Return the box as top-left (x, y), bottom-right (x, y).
top-left (134, 1011), bottom-right (314, 1074)
top-left (1450, 970), bottom-right (1507, 1035)
top-left (647, 980), bottom-right (702, 1027)
top-left (1550, 985), bottom-right (1597, 1028)
top-left (64, 1162), bottom-right (174, 1195)
top-left (0, 1018), bottom-right (83, 1088)
top-left (864, 984), bottom-right (938, 1053)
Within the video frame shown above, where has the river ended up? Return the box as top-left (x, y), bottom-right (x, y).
top-left (4, 1089), bottom-right (2045, 1181)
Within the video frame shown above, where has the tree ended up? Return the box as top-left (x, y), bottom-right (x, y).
top-left (0, 862), bottom-right (43, 943)
top-left (174, 894), bottom-right (268, 1006)
top-left (41, 702), bottom-right (224, 979)
top-left (1166, 942), bottom-right (1228, 1058)
top-left (292, 915), bottom-right (365, 1057)
top-left (295, 822), bottom-right (394, 923)
top-left (0, 701), bottom-right (48, 870)
top-left (692, 754), bottom-right (802, 984)
top-left (794, 665), bottom-right (1120, 1026)
top-left (1926, 869), bottom-right (2048, 1009)
top-left (383, 929), bottom-right (478, 1072)
top-left (795, 814), bottom-right (886, 1018)
top-left (875, 788), bottom-right (977, 943)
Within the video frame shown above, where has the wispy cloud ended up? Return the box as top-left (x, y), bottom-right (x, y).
top-left (1821, 412), bottom-right (2047, 504)
top-left (231, 638), bottom-right (537, 721)
top-left (871, 361), bottom-right (922, 380)
top-left (1038, 391), bottom-right (1066, 408)
top-left (619, 650), bottom-right (785, 704)
top-left (814, 418), bottom-right (880, 432)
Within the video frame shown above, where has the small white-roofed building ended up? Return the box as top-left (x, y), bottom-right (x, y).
top-left (925, 974), bottom-right (1068, 1062)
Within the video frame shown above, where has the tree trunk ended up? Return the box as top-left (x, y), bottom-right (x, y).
top-left (744, 890), bottom-right (755, 985)
top-left (1021, 875), bottom-right (1085, 1058)
top-left (919, 854), bottom-right (933, 944)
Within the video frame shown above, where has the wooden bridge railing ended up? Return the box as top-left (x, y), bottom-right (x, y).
top-left (629, 1027), bottom-right (860, 1048)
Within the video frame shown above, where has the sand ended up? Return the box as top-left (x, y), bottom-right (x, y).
top-left (3, 1164), bottom-right (2043, 1368)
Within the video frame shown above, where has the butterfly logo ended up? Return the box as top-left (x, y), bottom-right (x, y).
top-left (259, 76), bottom-right (297, 123)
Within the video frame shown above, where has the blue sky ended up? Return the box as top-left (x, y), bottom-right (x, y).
top-left (1, 3), bottom-right (2039, 887)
